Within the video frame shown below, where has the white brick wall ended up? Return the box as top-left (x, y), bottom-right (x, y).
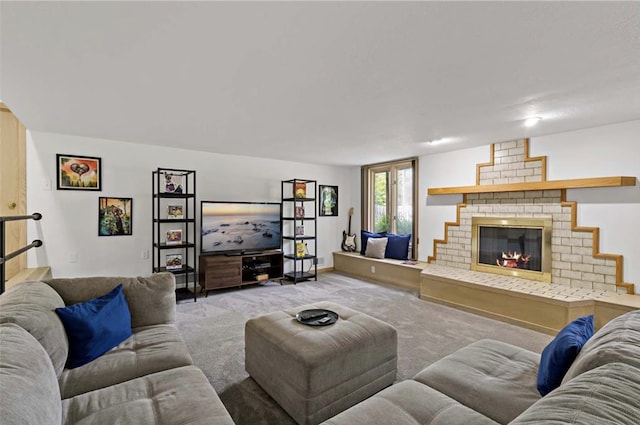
top-left (433, 190), bottom-right (618, 292)
top-left (478, 139), bottom-right (544, 185)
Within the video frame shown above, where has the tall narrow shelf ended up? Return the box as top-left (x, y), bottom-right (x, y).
top-left (281, 179), bottom-right (317, 283)
top-left (152, 168), bottom-right (197, 302)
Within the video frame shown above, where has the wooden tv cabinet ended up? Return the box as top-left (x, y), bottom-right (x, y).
top-left (198, 250), bottom-right (284, 296)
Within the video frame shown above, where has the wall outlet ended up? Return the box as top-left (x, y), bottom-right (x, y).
top-left (317, 257), bottom-right (324, 265)
top-left (69, 251), bottom-right (78, 263)
top-left (370, 265), bottom-right (375, 273)
top-left (141, 250), bottom-right (149, 260)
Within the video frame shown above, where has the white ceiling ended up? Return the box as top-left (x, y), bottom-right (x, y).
top-left (2, 1), bottom-right (639, 166)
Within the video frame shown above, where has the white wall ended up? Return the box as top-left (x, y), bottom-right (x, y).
top-left (420, 120), bottom-right (640, 293)
top-left (26, 131), bottom-right (356, 278)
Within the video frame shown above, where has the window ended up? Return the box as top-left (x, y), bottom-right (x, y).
top-left (361, 158), bottom-right (418, 259)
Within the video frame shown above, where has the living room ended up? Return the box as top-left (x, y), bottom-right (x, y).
top-left (1, 2), bottom-right (640, 425)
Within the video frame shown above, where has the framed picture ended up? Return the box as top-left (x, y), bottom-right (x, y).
top-left (162, 172), bottom-right (184, 194)
top-left (165, 253), bottom-right (183, 271)
top-left (167, 204), bottom-right (184, 219)
top-left (319, 185), bottom-right (338, 217)
top-left (166, 229), bottom-right (183, 244)
top-left (57, 154), bottom-right (102, 190)
top-left (98, 197), bottom-right (132, 236)
top-left (295, 206), bottom-right (305, 218)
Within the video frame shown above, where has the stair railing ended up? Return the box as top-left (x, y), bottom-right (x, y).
top-left (0, 212), bottom-right (43, 294)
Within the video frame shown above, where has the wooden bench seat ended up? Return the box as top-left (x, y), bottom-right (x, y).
top-left (420, 264), bottom-right (619, 335)
top-left (333, 251), bottom-right (427, 292)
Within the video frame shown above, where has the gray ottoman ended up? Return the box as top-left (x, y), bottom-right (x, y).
top-left (245, 301), bottom-right (397, 425)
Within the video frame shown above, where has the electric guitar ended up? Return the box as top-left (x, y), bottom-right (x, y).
top-left (341, 208), bottom-right (357, 252)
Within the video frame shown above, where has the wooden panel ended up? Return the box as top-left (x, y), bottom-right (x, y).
top-left (5, 266), bottom-right (52, 291)
top-left (420, 274), bottom-right (594, 335)
top-left (594, 294), bottom-right (640, 330)
top-left (427, 176), bottom-right (636, 195)
top-left (0, 103), bottom-right (27, 283)
top-left (333, 252), bottom-right (425, 292)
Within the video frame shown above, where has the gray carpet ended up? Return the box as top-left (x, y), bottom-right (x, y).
top-left (176, 272), bottom-right (552, 425)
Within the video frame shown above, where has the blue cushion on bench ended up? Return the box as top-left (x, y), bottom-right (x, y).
top-left (385, 233), bottom-right (411, 260)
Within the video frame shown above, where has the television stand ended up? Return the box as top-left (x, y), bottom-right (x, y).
top-left (199, 250), bottom-right (284, 296)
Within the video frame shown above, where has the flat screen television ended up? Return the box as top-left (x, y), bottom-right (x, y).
top-left (201, 201), bottom-right (282, 255)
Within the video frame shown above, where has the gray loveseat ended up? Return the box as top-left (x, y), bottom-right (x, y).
top-left (0, 273), bottom-right (234, 425)
top-left (323, 309), bottom-right (640, 425)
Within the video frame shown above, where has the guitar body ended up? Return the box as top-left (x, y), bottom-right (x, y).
top-left (341, 208), bottom-right (357, 252)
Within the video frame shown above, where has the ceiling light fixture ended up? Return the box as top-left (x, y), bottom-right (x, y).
top-left (524, 117), bottom-right (542, 127)
top-left (426, 138), bottom-right (451, 145)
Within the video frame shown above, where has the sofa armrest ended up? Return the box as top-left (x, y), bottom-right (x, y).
top-left (43, 273), bottom-right (176, 327)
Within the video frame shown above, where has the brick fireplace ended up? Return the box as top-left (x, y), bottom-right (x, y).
top-left (427, 139), bottom-right (634, 294)
top-left (471, 216), bottom-right (552, 282)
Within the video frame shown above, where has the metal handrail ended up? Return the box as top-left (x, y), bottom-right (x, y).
top-left (1, 212), bottom-right (43, 294)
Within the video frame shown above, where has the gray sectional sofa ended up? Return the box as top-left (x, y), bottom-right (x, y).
top-left (323, 308), bottom-right (640, 425)
top-left (0, 273), bottom-right (234, 425)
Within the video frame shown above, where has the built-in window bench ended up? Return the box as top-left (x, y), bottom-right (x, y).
top-left (333, 251), bottom-right (427, 292)
top-left (420, 263), bottom-right (619, 335)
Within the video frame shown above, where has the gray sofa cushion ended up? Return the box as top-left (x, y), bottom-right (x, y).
top-left (44, 272), bottom-right (176, 328)
top-left (0, 323), bottom-right (62, 425)
top-left (413, 339), bottom-right (540, 425)
top-left (562, 309), bottom-right (640, 384)
top-left (511, 363), bottom-right (640, 425)
top-left (322, 380), bottom-right (499, 425)
top-left (59, 324), bottom-right (193, 398)
top-left (61, 366), bottom-right (234, 425)
top-left (0, 280), bottom-right (69, 377)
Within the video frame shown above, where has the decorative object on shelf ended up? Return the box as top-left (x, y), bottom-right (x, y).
top-left (296, 242), bottom-right (307, 258)
top-left (56, 154), bottom-right (101, 191)
top-left (165, 253), bottom-right (183, 270)
top-left (162, 172), bottom-right (183, 194)
top-left (341, 207), bottom-right (357, 252)
top-left (295, 206), bottom-right (305, 218)
top-left (296, 225), bottom-right (304, 236)
top-left (167, 204), bottom-right (184, 219)
top-left (152, 168), bottom-right (196, 302)
top-left (166, 229), bottom-right (182, 244)
top-left (98, 197), bottom-right (132, 236)
top-left (319, 185), bottom-right (338, 216)
top-left (294, 182), bottom-right (307, 198)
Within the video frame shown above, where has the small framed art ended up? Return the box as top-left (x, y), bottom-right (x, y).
top-left (166, 229), bottom-right (183, 244)
top-left (319, 185), bottom-right (338, 216)
top-left (167, 204), bottom-right (184, 219)
top-left (162, 172), bottom-right (184, 194)
top-left (57, 154), bottom-right (102, 190)
top-left (98, 197), bottom-right (132, 236)
top-left (165, 253), bottom-right (183, 271)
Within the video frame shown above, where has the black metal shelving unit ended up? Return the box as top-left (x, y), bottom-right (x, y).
top-left (281, 178), bottom-right (317, 283)
top-left (152, 168), bottom-right (197, 302)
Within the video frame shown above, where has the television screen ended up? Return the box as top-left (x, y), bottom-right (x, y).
top-left (201, 201), bottom-right (282, 255)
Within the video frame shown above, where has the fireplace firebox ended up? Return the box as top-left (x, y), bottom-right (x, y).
top-left (471, 217), bottom-right (552, 282)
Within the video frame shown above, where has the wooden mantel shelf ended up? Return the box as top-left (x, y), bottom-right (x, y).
top-left (428, 176), bottom-right (636, 195)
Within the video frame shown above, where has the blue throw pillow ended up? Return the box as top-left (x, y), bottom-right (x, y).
top-left (360, 230), bottom-right (386, 255)
top-left (385, 233), bottom-right (411, 260)
top-left (55, 284), bottom-right (132, 369)
top-left (537, 314), bottom-right (594, 396)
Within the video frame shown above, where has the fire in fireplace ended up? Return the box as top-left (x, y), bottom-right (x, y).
top-left (471, 217), bottom-right (552, 282)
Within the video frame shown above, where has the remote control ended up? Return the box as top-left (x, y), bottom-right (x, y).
top-left (317, 316), bottom-right (332, 324)
top-left (298, 311), bottom-right (328, 321)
